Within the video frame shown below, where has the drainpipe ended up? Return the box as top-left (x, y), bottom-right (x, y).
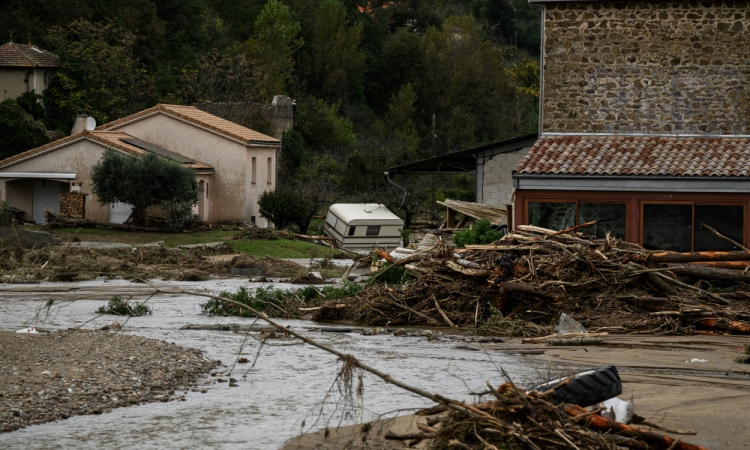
top-left (384, 171), bottom-right (408, 205)
top-left (530, 1), bottom-right (545, 135)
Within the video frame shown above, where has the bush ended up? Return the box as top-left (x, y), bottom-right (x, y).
top-left (257, 187), bottom-right (314, 233)
top-left (0, 201), bottom-right (14, 226)
top-left (453, 218), bottom-right (502, 248)
top-left (200, 283), bottom-right (363, 317)
top-left (164, 200), bottom-right (199, 231)
top-left (96, 295), bottom-right (152, 316)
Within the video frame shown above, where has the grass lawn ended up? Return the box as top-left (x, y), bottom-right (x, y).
top-left (24, 225), bottom-right (344, 259)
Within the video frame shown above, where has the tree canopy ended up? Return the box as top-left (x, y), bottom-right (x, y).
top-left (0, 99), bottom-right (49, 160)
top-left (90, 150), bottom-right (199, 226)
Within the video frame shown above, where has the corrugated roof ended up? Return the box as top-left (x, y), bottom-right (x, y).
top-left (97, 104), bottom-right (280, 145)
top-left (514, 135), bottom-right (750, 177)
top-left (0, 131), bottom-right (213, 172)
top-left (0, 42), bottom-right (60, 68)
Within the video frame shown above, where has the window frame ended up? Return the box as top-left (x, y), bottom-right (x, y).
top-left (365, 225), bottom-right (381, 236)
top-left (525, 198), bottom-right (630, 239)
top-left (640, 201), bottom-right (746, 252)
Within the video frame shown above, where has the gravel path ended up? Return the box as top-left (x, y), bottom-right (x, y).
top-left (0, 329), bottom-right (219, 433)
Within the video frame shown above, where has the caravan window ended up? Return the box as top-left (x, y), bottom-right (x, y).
top-left (366, 226), bottom-right (381, 236)
top-left (348, 226), bottom-right (356, 236)
top-left (326, 211), bottom-right (338, 227)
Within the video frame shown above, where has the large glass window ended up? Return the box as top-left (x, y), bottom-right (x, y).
top-left (578, 203), bottom-right (627, 239)
top-left (643, 204), bottom-right (692, 252)
top-left (694, 205), bottom-right (745, 251)
top-left (528, 202), bottom-right (576, 231)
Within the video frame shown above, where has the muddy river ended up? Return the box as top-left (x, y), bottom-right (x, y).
top-left (0, 279), bottom-right (542, 449)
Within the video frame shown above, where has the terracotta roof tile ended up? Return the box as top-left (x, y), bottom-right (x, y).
top-left (0, 42), bottom-right (59, 68)
top-left (514, 135), bottom-right (750, 178)
top-left (97, 104), bottom-right (280, 145)
top-left (0, 131), bottom-right (213, 172)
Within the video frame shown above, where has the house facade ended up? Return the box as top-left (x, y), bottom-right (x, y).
top-left (0, 41), bottom-right (59, 100)
top-left (0, 104), bottom-right (280, 225)
top-left (512, 0), bottom-right (750, 251)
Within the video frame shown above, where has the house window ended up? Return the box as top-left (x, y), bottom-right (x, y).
top-left (366, 225), bottom-right (381, 236)
top-left (578, 203), bottom-right (627, 239)
top-left (267, 157), bottom-right (272, 184)
top-left (205, 183), bottom-right (209, 197)
top-left (527, 201), bottom-right (627, 239)
top-left (694, 205), bottom-right (744, 251)
top-left (642, 203), bottom-right (746, 252)
top-left (251, 157), bottom-right (257, 184)
top-left (348, 226), bottom-right (356, 236)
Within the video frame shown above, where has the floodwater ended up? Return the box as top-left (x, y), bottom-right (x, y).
top-left (0, 279), bottom-right (542, 449)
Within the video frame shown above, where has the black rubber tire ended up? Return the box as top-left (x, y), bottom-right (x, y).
top-left (526, 365), bottom-right (622, 407)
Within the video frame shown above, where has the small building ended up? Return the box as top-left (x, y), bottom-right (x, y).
top-left (0, 40), bottom-right (59, 100)
top-left (0, 104), bottom-right (280, 224)
top-left (324, 204), bottom-right (404, 250)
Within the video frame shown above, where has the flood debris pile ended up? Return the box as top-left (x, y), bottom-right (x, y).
top-left (0, 329), bottom-right (219, 433)
top-left (0, 240), bottom-right (237, 282)
top-left (316, 223), bottom-right (750, 336)
top-left (401, 382), bottom-right (705, 450)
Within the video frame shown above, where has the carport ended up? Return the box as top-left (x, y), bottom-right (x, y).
top-left (0, 173), bottom-right (75, 223)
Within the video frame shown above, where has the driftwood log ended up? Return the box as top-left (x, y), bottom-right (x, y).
top-left (633, 251), bottom-right (750, 263)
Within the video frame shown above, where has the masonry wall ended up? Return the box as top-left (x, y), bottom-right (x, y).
top-left (542, 0), bottom-right (750, 134)
top-left (482, 147), bottom-right (530, 207)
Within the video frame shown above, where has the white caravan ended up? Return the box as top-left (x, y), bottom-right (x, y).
top-left (323, 204), bottom-right (403, 250)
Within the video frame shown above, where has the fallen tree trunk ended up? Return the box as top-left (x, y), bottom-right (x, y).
top-left (565, 405), bottom-right (709, 450)
top-left (696, 318), bottom-right (750, 334)
top-left (670, 264), bottom-right (750, 282)
top-left (633, 251), bottom-right (750, 263)
top-left (689, 261), bottom-right (750, 269)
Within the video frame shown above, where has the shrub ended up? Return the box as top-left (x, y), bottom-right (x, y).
top-left (164, 200), bottom-right (199, 231)
top-left (200, 283), bottom-right (363, 317)
top-left (257, 187), bottom-right (314, 233)
top-left (0, 201), bottom-right (14, 226)
top-left (453, 218), bottom-right (502, 248)
top-left (96, 295), bottom-right (152, 316)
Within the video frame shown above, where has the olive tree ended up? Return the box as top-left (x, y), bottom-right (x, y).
top-left (91, 150), bottom-right (200, 228)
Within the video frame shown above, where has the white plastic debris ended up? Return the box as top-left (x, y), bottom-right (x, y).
top-left (16, 327), bottom-right (38, 334)
top-left (686, 358), bottom-right (708, 363)
top-left (600, 396), bottom-right (635, 424)
top-left (555, 313), bottom-right (587, 334)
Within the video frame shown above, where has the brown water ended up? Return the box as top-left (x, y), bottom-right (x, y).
top-left (0, 279), bottom-right (541, 449)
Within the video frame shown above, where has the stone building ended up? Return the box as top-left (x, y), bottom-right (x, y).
top-left (512, 0), bottom-right (750, 252)
top-left (0, 40), bottom-right (59, 101)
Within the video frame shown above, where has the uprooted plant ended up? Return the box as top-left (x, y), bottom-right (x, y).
top-left (96, 295), bottom-right (152, 316)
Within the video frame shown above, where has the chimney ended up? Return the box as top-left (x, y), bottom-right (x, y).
top-left (71, 111), bottom-right (90, 135)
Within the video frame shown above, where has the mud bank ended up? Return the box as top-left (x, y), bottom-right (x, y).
top-left (0, 329), bottom-right (218, 433)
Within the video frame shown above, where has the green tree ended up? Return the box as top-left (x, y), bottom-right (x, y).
top-left (305, 0), bottom-right (366, 102)
top-left (248, 0), bottom-right (302, 101)
top-left (296, 98), bottom-right (356, 151)
top-left (44, 19), bottom-right (155, 128)
top-left (0, 99), bottom-right (49, 160)
top-left (258, 187), bottom-right (314, 233)
top-left (90, 150), bottom-right (199, 226)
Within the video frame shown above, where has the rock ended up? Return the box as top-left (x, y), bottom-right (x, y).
top-left (393, 328), bottom-right (407, 336)
top-left (110, 322), bottom-right (122, 331)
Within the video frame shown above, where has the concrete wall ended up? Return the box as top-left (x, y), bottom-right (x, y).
top-left (112, 114), bottom-right (277, 223)
top-left (542, 1), bottom-right (750, 134)
top-left (0, 68), bottom-right (51, 100)
top-left (0, 140), bottom-right (110, 222)
top-left (482, 147), bottom-right (530, 207)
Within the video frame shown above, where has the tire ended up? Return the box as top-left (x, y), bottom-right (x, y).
top-left (526, 365), bottom-right (622, 407)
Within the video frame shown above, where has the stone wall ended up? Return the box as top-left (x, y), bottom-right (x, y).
top-left (194, 95), bottom-right (294, 140)
top-left (482, 147), bottom-right (530, 207)
top-left (59, 192), bottom-right (86, 218)
top-left (543, 1), bottom-right (750, 134)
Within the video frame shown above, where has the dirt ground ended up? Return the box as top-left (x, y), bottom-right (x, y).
top-left (0, 329), bottom-right (219, 433)
top-left (282, 334), bottom-right (750, 450)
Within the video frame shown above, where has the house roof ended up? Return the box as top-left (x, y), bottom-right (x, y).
top-left (0, 131), bottom-right (214, 173)
top-left (97, 104), bottom-right (280, 146)
top-left (0, 42), bottom-right (60, 68)
top-left (385, 133), bottom-right (539, 174)
top-left (514, 135), bottom-right (750, 177)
